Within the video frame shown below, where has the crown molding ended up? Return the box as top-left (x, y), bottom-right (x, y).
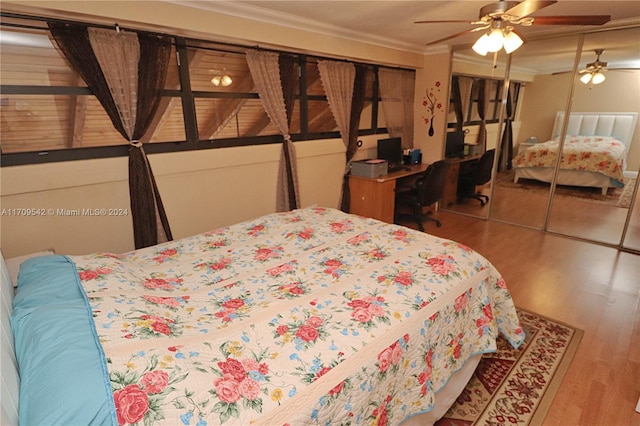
top-left (166, 0), bottom-right (428, 55)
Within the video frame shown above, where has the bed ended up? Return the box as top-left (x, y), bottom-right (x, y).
top-left (2, 207), bottom-right (524, 425)
top-left (513, 112), bottom-right (638, 195)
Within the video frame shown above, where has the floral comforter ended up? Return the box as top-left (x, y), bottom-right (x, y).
top-left (71, 207), bottom-right (524, 426)
top-left (514, 135), bottom-right (626, 182)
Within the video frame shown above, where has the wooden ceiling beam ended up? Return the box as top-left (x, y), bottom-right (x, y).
top-left (140, 48), bottom-right (197, 143)
top-left (68, 73), bottom-right (86, 148)
top-left (198, 73), bottom-right (254, 139)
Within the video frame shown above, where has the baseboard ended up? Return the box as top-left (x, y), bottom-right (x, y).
top-left (623, 170), bottom-right (638, 179)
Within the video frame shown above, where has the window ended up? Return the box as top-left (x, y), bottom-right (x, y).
top-left (447, 74), bottom-right (521, 128)
top-left (0, 18), bottom-right (185, 156)
top-left (1, 13), bottom-right (410, 165)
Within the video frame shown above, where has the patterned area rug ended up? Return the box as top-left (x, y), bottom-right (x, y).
top-left (495, 170), bottom-right (634, 208)
top-left (435, 309), bottom-right (583, 426)
top-left (616, 178), bottom-right (636, 208)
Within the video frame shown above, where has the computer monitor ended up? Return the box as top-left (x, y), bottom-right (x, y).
top-left (445, 131), bottom-right (465, 158)
top-left (377, 137), bottom-right (403, 167)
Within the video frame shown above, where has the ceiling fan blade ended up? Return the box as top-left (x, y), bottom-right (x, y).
top-left (552, 67), bottom-right (639, 76)
top-left (414, 20), bottom-right (476, 24)
top-left (503, 0), bottom-right (557, 18)
top-left (608, 67), bottom-right (640, 71)
top-left (553, 69), bottom-right (594, 75)
top-left (511, 26), bottom-right (527, 42)
top-left (426, 26), bottom-right (488, 46)
top-left (532, 15), bottom-right (611, 25)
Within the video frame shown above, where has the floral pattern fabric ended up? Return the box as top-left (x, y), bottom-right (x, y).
top-left (71, 207), bottom-right (524, 426)
top-left (514, 135), bottom-right (626, 182)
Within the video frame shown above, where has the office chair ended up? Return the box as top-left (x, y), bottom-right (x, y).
top-left (394, 159), bottom-right (451, 231)
top-left (457, 149), bottom-right (495, 206)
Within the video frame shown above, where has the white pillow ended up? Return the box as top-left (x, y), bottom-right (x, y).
top-left (5, 250), bottom-right (55, 287)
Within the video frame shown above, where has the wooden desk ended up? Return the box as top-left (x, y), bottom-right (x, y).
top-left (441, 154), bottom-right (482, 208)
top-left (348, 164), bottom-right (427, 223)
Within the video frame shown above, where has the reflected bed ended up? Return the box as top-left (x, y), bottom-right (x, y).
top-left (514, 112), bottom-right (638, 195)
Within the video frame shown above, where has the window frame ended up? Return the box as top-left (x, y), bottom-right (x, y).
top-left (447, 74), bottom-right (522, 129)
top-left (0, 13), bottom-right (412, 166)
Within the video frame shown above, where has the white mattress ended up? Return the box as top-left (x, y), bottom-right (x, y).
top-left (1, 251), bottom-right (19, 426)
top-left (514, 167), bottom-right (614, 194)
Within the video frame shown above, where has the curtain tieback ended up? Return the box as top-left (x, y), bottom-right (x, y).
top-left (130, 140), bottom-right (143, 148)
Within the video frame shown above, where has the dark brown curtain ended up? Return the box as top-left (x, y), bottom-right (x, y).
top-left (475, 79), bottom-right (489, 152)
top-left (450, 76), bottom-right (464, 131)
top-left (47, 23), bottom-right (127, 136)
top-left (48, 22), bottom-right (173, 249)
top-left (279, 54), bottom-right (298, 209)
top-left (499, 88), bottom-right (515, 171)
top-left (340, 64), bottom-right (367, 212)
top-left (130, 33), bottom-right (173, 248)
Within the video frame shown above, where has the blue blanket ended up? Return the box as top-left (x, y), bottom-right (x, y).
top-left (11, 255), bottom-right (115, 425)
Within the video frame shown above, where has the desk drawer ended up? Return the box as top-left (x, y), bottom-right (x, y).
top-left (348, 177), bottom-right (395, 223)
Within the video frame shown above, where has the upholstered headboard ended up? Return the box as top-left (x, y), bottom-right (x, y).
top-left (552, 111), bottom-right (638, 151)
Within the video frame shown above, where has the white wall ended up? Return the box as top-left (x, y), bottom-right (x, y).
top-left (415, 50), bottom-right (453, 165)
top-left (1, 139), bottom-right (346, 258)
top-left (463, 122), bottom-right (522, 152)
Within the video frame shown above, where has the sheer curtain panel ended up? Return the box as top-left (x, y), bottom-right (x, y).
top-left (246, 50), bottom-right (300, 212)
top-left (378, 68), bottom-right (415, 149)
top-left (317, 60), bottom-right (358, 209)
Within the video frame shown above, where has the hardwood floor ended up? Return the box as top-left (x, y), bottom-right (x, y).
top-left (396, 211), bottom-right (640, 425)
top-left (445, 174), bottom-right (640, 250)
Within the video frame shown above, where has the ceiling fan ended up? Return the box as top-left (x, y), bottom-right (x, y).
top-left (416, 0), bottom-right (611, 54)
top-left (578, 49), bottom-right (609, 84)
top-left (552, 49), bottom-right (640, 84)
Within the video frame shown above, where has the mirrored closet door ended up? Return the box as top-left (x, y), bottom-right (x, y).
top-left (622, 180), bottom-right (640, 250)
top-left (488, 35), bottom-right (581, 230)
top-left (546, 27), bottom-right (640, 246)
top-left (442, 75), bottom-right (500, 220)
top-left (444, 25), bottom-right (640, 253)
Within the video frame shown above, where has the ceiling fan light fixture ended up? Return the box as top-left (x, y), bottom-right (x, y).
top-left (472, 25), bottom-right (523, 56)
top-left (579, 73), bottom-right (593, 84)
top-left (503, 30), bottom-right (523, 54)
top-left (591, 71), bottom-right (605, 84)
top-left (211, 72), bottom-right (233, 87)
top-left (472, 33), bottom-right (491, 56)
top-left (220, 75), bottom-right (233, 86)
top-left (486, 28), bottom-right (505, 52)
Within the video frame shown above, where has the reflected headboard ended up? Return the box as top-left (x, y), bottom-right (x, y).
top-left (551, 111), bottom-right (638, 151)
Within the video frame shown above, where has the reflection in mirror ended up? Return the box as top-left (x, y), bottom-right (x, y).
top-left (622, 177), bottom-right (640, 251)
top-left (489, 35), bottom-right (581, 229)
top-left (547, 27), bottom-right (640, 245)
top-left (441, 70), bottom-right (514, 219)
